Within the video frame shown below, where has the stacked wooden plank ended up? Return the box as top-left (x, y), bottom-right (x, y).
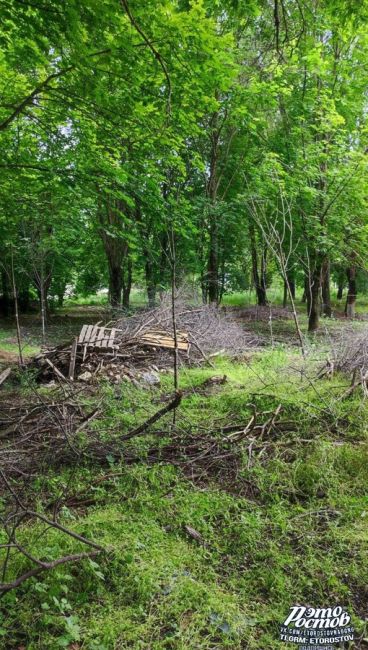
top-left (140, 329), bottom-right (189, 351)
top-left (78, 325), bottom-right (189, 352)
top-left (78, 325), bottom-right (120, 350)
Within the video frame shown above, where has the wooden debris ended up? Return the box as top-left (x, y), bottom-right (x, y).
top-left (45, 358), bottom-right (68, 382)
top-left (78, 324), bottom-right (121, 350)
top-left (202, 375), bottom-right (227, 387)
top-left (68, 337), bottom-right (78, 381)
top-left (184, 525), bottom-right (205, 544)
top-left (28, 308), bottom-right (245, 385)
top-left (0, 368), bottom-right (11, 387)
top-left (139, 329), bottom-right (189, 351)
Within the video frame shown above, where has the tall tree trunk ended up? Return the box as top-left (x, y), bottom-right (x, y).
top-left (218, 258), bottom-right (226, 305)
top-left (55, 278), bottom-right (67, 308)
top-left (18, 285), bottom-right (30, 312)
top-left (145, 260), bottom-right (156, 308)
top-left (122, 257), bottom-right (132, 308)
top-left (207, 222), bottom-right (219, 303)
top-left (260, 246), bottom-right (267, 301)
top-left (302, 274), bottom-right (309, 303)
top-left (0, 268), bottom-right (10, 316)
top-left (34, 263), bottom-right (52, 341)
top-left (336, 270), bottom-right (345, 300)
top-left (307, 259), bottom-right (322, 332)
top-left (108, 264), bottom-right (123, 307)
top-left (321, 259), bottom-right (332, 317)
top-left (158, 232), bottom-right (168, 300)
top-left (201, 275), bottom-right (207, 305)
top-left (283, 272), bottom-right (295, 307)
top-left (249, 223), bottom-right (267, 306)
top-left (337, 282), bottom-right (344, 300)
top-left (288, 274), bottom-right (295, 299)
top-left (11, 250), bottom-right (23, 365)
top-left (206, 110), bottom-right (220, 304)
top-left (98, 191), bottom-right (129, 309)
top-left (345, 266), bottom-right (356, 319)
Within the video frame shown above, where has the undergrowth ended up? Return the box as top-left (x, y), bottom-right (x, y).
top-left (0, 347), bottom-right (367, 649)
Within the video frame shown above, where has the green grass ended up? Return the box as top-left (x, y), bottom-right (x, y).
top-left (0, 326), bottom-right (39, 359)
top-left (63, 288), bottom-right (147, 309)
top-left (1, 347), bottom-right (367, 648)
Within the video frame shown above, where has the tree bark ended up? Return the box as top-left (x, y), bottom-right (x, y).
top-left (249, 223), bottom-right (267, 306)
top-left (345, 266), bottom-right (356, 318)
top-left (307, 259), bottom-right (322, 332)
top-left (18, 283), bottom-right (30, 312)
top-left (0, 269), bottom-right (10, 316)
top-left (108, 265), bottom-right (123, 307)
top-left (201, 276), bottom-right (207, 305)
top-left (337, 282), bottom-right (344, 300)
top-left (122, 256), bottom-right (132, 309)
top-left (158, 232), bottom-right (168, 300)
top-left (288, 275), bottom-right (295, 299)
top-left (145, 259), bottom-right (156, 308)
top-left (336, 271), bottom-right (345, 300)
top-left (283, 272), bottom-right (295, 307)
top-left (321, 258), bottom-right (332, 317)
top-left (207, 224), bottom-right (219, 303)
top-left (206, 110), bottom-right (220, 304)
top-left (98, 191), bottom-right (129, 309)
top-left (11, 250), bottom-right (23, 365)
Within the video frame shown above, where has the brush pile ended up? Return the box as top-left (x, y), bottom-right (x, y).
top-left (27, 299), bottom-right (261, 385)
top-left (318, 325), bottom-right (368, 396)
top-left (327, 326), bottom-right (368, 376)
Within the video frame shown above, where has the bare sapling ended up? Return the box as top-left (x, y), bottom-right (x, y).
top-left (247, 181), bottom-right (306, 356)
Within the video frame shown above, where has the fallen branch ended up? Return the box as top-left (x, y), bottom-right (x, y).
top-left (120, 391), bottom-right (182, 441)
top-left (0, 550), bottom-right (101, 596)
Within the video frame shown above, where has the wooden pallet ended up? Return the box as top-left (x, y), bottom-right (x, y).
top-left (78, 325), bottom-right (120, 350)
top-left (78, 325), bottom-right (189, 353)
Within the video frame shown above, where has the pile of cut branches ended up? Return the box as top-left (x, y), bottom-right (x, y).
top-left (22, 299), bottom-right (260, 386)
top-left (319, 326), bottom-right (368, 396)
top-left (115, 297), bottom-right (261, 356)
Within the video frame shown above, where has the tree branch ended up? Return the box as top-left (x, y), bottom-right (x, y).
top-left (121, 391), bottom-right (182, 441)
top-left (0, 49), bottom-right (111, 132)
top-left (119, 0), bottom-right (171, 114)
top-left (0, 551), bottom-right (100, 596)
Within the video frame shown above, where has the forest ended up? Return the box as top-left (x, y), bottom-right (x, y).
top-left (0, 1), bottom-right (368, 649)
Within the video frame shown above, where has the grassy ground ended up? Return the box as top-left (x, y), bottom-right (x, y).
top-left (0, 340), bottom-right (367, 648)
top-left (1, 293), bottom-right (368, 648)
